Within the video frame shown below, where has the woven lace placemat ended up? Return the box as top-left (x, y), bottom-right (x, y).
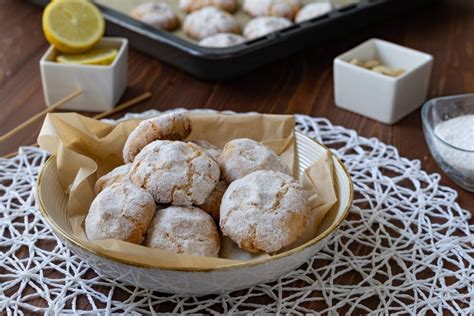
top-left (1, 110), bottom-right (473, 315)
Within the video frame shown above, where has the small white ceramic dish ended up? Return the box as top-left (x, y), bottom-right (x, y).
top-left (36, 132), bottom-right (353, 295)
top-left (334, 38), bottom-right (433, 124)
top-left (40, 37), bottom-right (128, 112)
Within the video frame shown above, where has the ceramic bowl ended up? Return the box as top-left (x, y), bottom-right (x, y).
top-left (334, 38), bottom-right (433, 124)
top-left (40, 37), bottom-right (128, 113)
top-left (36, 132), bottom-right (353, 295)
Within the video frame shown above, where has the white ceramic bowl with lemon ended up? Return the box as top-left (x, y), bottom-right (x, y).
top-left (40, 0), bottom-right (128, 112)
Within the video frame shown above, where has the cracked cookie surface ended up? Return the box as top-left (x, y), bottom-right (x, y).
top-left (183, 6), bottom-right (240, 40)
top-left (220, 170), bottom-right (310, 253)
top-left (191, 139), bottom-right (222, 162)
top-left (243, 16), bottom-right (292, 40)
top-left (197, 180), bottom-right (227, 220)
top-left (243, 0), bottom-right (301, 20)
top-left (130, 140), bottom-right (220, 206)
top-left (145, 206), bottom-right (221, 257)
top-left (123, 112), bottom-right (192, 164)
top-left (130, 2), bottom-right (180, 31)
top-left (218, 138), bottom-right (291, 183)
top-left (85, 182), bottom-right (155, 244)
top-left (94, 163), bottom-right (132, 194)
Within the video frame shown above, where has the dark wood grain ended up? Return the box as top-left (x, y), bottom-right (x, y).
top-left (1, 0), bottom-right (473, 312)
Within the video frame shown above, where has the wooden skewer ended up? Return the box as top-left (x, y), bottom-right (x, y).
top-left (0, 90), bottom-right (82, 143)
top-left (93, 92), bottom-right (151, 120)
top-left (1, 91), bottom-right (151, 159)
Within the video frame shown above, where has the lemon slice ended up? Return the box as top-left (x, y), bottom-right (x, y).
top-left (56, 47), bottom-right (118, 65)
top-left (42, 1), bottom-right (105, 53)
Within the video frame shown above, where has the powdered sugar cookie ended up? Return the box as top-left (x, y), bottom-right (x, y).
top-left (85, 182), bottom-right (155, 244)
top-left (220, 170), bottom-right (310, 253)
top-left (145, 206), bottom-right (220, 257)
top-left (199, 33), bottom-right (246, 48)
top-left (218, 138), bottom-right (291, 183)
top-left (183, 6), bottom-right (240, 40)
top-left (243, 0), bottom-right (301, 20)
top-left (94, 163), bottom-right (132, 194)
top-left (123, 112), bottom-right (192, 164)
top-left (130, 2), bottom-right (180, 31)
top-left (197, 180), bottom-right (227, 220)
top-left (130, 141), bottom-right (220, 206)
top-left (295, 2), bottom-right (332, 23)
top-left (191, 139), bottom-right (222, 161)
top-left (243, 16), bottom-right (292, 40)
top-left (179, 0), bottom-right (238, 13)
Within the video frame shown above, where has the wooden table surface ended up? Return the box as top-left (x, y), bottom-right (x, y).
top-left (1, 0), bottom-right (473, 313)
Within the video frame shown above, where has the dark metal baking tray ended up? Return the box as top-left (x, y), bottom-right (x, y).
top-left (30, 0), bottom-right (432, 80)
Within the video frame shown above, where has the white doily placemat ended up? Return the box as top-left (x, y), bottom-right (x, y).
top-left (1, 110), bottom-right (473, 315)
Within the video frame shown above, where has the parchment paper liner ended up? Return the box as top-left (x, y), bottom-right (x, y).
top-left (38, 112), bottom-right (337, 269)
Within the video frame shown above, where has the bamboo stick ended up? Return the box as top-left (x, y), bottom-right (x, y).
top-left (2, 91), bottom-right (151, 158)
top-left (0, 90), bottom-right (82, 143)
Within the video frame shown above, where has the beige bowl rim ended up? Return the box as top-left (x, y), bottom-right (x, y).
top-left (36, 132), bottom-right (353, 272)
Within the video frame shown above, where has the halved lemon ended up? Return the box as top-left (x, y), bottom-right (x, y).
top-left (42, 1), bottom-right (105, 53)
top-left (56, 47), bottom-right (118, 65)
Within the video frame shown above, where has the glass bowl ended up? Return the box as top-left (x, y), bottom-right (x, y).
top-left (421, 94), bottom-right (474, 192)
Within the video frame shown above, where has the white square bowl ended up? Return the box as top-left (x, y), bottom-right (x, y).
top-left (40, 37), bottom-right (128, 112)
top-left (334, 38), bottom-right (433, 124)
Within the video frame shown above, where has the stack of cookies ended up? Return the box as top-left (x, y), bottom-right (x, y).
top-left (129, 0), bottom-right (333, 48)
top-left (86, 112), bottom-right (310, 257)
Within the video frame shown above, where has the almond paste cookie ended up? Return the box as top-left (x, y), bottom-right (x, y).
top-left (123, 112), bottom-right (192, 163)
top-left (145, 206), bottom-right (221, 257)
top-left (94, 163), bottom-right (132, 194)
top-left (179, 0), bottom-right (238, 13)
top-left (220, 170), bottom-right (310, 253)
top-left (295, 2), bottom-right (332, 23)
top-left (199, 33), bottom-right (246, 47)
top-left (85, 182), bottom-right (155, 244)
top-left (243, 0), bottom-right (301, 20)
top-left (183, 6), bottom-right (240, 40)
top-left (197, 180), bottom-right (227, 220)
top-left (130, 2), bottom-right (180, 31)
top-left (191, 139), bottom-right (222, 162)
top-left (218, 138), bottom-right (291, 183)
top-left (130, 140), bottom-right (220, 206)
top-left (243, 16), bottom-right (292, 40)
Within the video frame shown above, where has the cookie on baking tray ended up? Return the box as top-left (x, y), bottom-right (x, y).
top-left (199, 32), bottom-right (246, 48)
top-left (218, 138), bottom-right (291, 183)
top-left (130, 140), bottom-right (220, 206)
top-left (243, 0), bottom-right (301, 20)
top-left (243, 16), bottom-right (292, 40)
top-left (85, 182), bottom-right (155, 244)
top-left (295, 2), bottom-right (332, 23)
top-left (183, 6), bottom-right (240, 40)
top-left (220, 170), bottom-right (310, 253)
top-left (122, 112), bottom-right (192, 163)
top-left (130, 2), bottom-right (180, 31)
top-left (179, 0), bottom-right (238, 13)
top-left (94, 163), bottom-right (132, 194)
top-left (145, 206), bottom-right (221, 257)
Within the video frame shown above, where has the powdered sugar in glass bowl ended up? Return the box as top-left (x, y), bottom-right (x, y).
top-left (422, 94), bottom-right (474, 192)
